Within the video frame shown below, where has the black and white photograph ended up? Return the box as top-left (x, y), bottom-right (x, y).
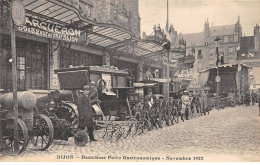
top-left (0, 0), bottom-right (260, 162)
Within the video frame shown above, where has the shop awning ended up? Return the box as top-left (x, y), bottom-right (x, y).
top-left (133, 82), bottom-right (157, 88)
top-left (21, 0), bottom-right (165, 59)
top-left (149, 78), bottom-right (168, 83)
top-left (199, 62), bottom-right (251, 73)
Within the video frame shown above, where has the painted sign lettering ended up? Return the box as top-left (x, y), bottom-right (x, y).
top-left (18, 17), bottom-right (82, 42)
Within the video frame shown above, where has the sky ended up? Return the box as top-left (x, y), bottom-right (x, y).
top-left (139, 0), bottom-right (260, 36)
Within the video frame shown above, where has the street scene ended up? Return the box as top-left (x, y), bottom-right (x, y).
top-left (0, 0), bottom-right (260, 162)
top-left (1, 104), bottom-right (260, 162)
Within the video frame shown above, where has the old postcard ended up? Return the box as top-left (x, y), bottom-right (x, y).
top-left (0, 0), bottom-right (260, 162)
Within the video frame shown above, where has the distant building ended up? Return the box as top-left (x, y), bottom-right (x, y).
top-left (239, 24), bottom-right (260, 90)
top-left (170, 17), bottom-right (242, 82)
top-left (90, 0), bottom-right (140, 37)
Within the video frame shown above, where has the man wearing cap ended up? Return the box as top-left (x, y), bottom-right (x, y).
top-left (77, 85), bottom-right (97, 142)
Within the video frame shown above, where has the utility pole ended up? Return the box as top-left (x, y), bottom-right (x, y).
top-left (10, 0), bottom-right (19, 155)
top-left (166, 0), bottom-right (170, 111)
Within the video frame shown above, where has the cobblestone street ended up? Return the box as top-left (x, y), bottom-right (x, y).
top-left (1, 105), bottom-right (260, 162)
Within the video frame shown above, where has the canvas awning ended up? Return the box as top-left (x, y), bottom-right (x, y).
top-left (133, 83), bottom-right (157, 88)
top-left (21, 0), bottom-right (165, 59)
top-left (200, 62), bottom-right (251, 73)
top-left (149, 78), bottom-right (168, 83)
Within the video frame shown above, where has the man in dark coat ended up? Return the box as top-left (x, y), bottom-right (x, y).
top-left (245, 91), bottom-right (251, 106)
top-left (77, 85), bottom-right (97, 141)
top-left (89, 81), bottom-right (99, 104)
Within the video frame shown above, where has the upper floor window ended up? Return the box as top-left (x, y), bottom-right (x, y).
top-left (228, 35), bottom-right (234, 42)
top-left (210, 48), bottom-right (215, 56)
top-left (218, 36), bottom-right (224, 43)
top-left (210, 59), bottom-right (215, 66)
top-left (228, 47), bottom-right (234, 53)
top-left (198, 49), bottom-right (203, 59)
top-left (224, 36), bottom-right (228, 43)
top-left (234, 35), bottom-right (238, 42)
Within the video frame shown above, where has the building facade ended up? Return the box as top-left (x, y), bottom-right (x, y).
top-left (0, 0), bottom-right (160, 92)
top-left (239, 24), bottom-right (260, 89)
top-left (169, 18), bottom-right (242, 83)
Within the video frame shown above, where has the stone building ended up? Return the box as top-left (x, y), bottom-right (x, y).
top-left (0, 0), bottom-right (161, 91)
top-left (91, 0), bottom-right (140, 37)
top-left (170, 18), bottom-right (242, 82)
top-left (239, 24), bottom-right (260, 89)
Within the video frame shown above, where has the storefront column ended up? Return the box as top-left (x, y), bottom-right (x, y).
top-left (49, 41), bottom-right (60, 90)
top-left (137, 60), bottom-right (144, 81)
top-left (162, 64), bottom-right (168, 96)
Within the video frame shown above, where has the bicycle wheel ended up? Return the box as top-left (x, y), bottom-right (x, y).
top-left (123, 118), bottom-right (137, 139)
top-left (141, 118), bottom-right (152, 134)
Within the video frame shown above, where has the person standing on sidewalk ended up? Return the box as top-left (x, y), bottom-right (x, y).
top-left (77, 85), bottom-right (97, 142)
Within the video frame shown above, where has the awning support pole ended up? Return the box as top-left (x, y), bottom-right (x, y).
top-left (10, 0), bottom-right (19, 156)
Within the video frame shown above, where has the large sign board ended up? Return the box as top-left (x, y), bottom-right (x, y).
top-left (18, 17), bottom-right (82, 42)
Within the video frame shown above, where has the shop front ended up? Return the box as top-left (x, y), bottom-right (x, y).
top-left (199, 62), bottom-right (250, 102)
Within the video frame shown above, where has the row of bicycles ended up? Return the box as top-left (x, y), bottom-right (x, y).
top-left (99, 94), bottom-right (240, 142)
top-left (100, 96), bottom-right (211, 142)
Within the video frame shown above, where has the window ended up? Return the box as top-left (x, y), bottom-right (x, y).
top-left (228, 47), bottom-right (234, 53)
top-left (60, 47), bottom-right (102, 68)
top-left (218, 36), bottom-right (224, 43)
top-left (234, 35), bottom-right (238, 42)
top-left (228, 35), bottom-right (234, 42)
top-left (0, 35), bottom-right (48, 90)
top-left (198, 49), bottom-right (203, 59)
top-left (210, 59), bottom-right (215, 66)
top-left (224, 36), bottom-right (228, 43)
top-left (210, 48), bottom-right (215, 56)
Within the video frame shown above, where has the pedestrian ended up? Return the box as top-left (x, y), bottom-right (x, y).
top-left (251, 90), bottom-right (257, 105)
top-left (181, 90), bottom-right (191, 121)
top-left (77, 85), bottom-right (97, 142)
top-left (258, 89), bottom-right (260, 116)
top-left (245, 91), bottom-right (251, 106)
top-left (89, 81), bottom-right (99, 104)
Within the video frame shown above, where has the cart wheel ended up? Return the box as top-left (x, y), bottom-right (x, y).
top-left (31, 114), bottom-right (54, 151)
top-left (74, 130), bottom-right (88, 147)
top-left (2, 118), bottom-right (29, 155)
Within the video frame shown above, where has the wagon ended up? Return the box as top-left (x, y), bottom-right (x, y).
top-left (54, 66), bottom-right (134, 121)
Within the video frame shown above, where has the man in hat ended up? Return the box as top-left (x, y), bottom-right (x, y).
top-left (144, 88), bottom-right (156, 107)
top-left (89, 81), bottom-right (99, 104)
top-left (181, 90), bottom-right (191, 121)
top-left (77, 85), bottom-right (97, 142)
